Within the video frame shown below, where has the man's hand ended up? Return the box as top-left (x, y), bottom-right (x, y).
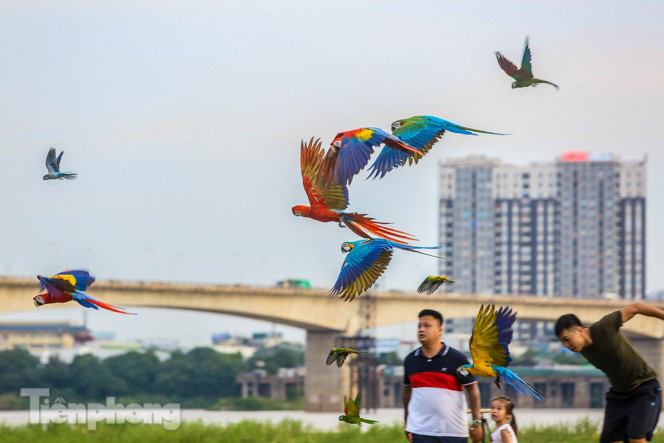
top-left (469, 423), bottom-right (483, 442)
top-left (404, 428), bottom-right (413, 442)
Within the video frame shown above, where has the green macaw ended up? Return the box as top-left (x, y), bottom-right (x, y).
top-left (338, 393), bottom-right (378, 426)
top-left (495, 37), bottom-right (559, 90)
top-left (326, 347), bottom-right (364, 367)
top-left (417, 276), bottom-right (455, 294)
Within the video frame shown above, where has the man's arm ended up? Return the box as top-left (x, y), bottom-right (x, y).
top-left (621, 302), bottom-right (664, 323)
top-left (402, 385), bottom-right (412, 441)
top-left (464, 383), bottom-right (483, 442)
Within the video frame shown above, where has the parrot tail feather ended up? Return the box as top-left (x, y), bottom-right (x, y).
top-left (86, 298), bottom-right (136, 315)
top-left (385, 138), bottom-right (422, 155)
top-left (341, 213), bottom-right (417, 244)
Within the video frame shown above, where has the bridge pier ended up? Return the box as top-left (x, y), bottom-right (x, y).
top-left (304, 330), bottom-right (351, 412)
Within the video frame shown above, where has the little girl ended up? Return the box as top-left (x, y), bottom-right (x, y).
top-left (490, 396), bottom-right (518, 443)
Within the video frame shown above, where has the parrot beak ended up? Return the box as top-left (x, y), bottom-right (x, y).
top-left (341, 243), bottom-right (354, 253)
top-left (33, 295), bottom-right (45, 307)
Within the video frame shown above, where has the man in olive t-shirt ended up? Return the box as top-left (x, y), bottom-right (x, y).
top-left (555, 303), bottom-right (664, 443)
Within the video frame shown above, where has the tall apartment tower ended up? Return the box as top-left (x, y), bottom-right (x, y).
top-left (439, 152), bottom-right (646, 299)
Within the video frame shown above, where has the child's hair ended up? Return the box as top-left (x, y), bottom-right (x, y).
top-left (491, 396), bottom-right (518, 435)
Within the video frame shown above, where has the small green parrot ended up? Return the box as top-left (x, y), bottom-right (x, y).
top-left (326, 347), bottom-right (364, 367)
top-left (496, 36), bottom-right (559, 90)
top-left (417, 276), bottom-right (455, 294)
top-left (338, 393), bottom-right (378, 426)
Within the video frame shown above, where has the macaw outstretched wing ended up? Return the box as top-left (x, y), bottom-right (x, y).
top-left (343, 395), bottom-right (359, 418)
top-left (45, 148), bottom-right (60, 174)
top-left (326, 349), bottom-right (340, 366)
top-left (332, 127), bottom-right (421, 185)
top-left (329, 240), bottom-right (394, 302)
top-left (300, 138), bottom-right (349, 211)
top-left (469, 305), bottom-right (516, 373)
top-left (520, 36), bottom-right (533, 77)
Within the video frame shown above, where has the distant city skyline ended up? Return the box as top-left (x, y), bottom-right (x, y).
top-left (439, 151), bottom-right (646, 298)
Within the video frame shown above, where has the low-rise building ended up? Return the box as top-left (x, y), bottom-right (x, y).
top-left (236, 367), bottom-right (305, 401)
top-left (0, 322), bottom-right (92, 351)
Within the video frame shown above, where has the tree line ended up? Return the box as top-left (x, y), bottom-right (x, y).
top-left (0, 345), bottom-right (303, 409)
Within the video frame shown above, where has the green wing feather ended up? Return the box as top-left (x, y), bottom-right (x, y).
top-left (345, 395), bottom-right (359, 418)
top-left (326, 349), bottom-right (339, 366)
top-left (520, 37), bottom-right (533, 77)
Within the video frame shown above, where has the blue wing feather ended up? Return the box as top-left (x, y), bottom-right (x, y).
top-left (494, 306), bottom-right (517, 365)
top-left (55, 270), bottom-right (95, 291)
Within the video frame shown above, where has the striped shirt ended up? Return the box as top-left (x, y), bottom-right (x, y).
top-left (404, 343), bottom-right (477, 437)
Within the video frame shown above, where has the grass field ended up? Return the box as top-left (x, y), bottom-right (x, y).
top-left (0, 419), bottom-right (662, 442)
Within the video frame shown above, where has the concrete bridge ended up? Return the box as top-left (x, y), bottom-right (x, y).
top-left (1, 277), bottom-right (663, 411)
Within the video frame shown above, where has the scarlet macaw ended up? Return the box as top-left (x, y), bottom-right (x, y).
top-left (292, 138), bottom-right (416, 244)
top-left (457, 305), bottom-right (543, 399)
top-left (329, 239), bottom-right (444, 302)
top-left (496, 37), bottom-right (559, 90)
top-left (368, 115), bottom-right (507, 179)
top-left (338, 393), bottom-right (378, 426)
top-left (34, 270), bottom-right (135, 315)
top-left (323, 127), bottom-right (422, 186)
top-left (43, 147), bottom-right (77, 180)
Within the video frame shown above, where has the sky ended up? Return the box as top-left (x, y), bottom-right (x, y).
top-left (1, 1), bottom-right (663, 345)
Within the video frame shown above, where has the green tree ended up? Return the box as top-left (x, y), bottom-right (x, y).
top-left (0, 349), bottom-right (40, 395)
top-left (155, 348), bottom-right (246, 400)
top-left (104, 351), bottom-right (160, 395)
top-left (248, 345), bottom-right (303, 375)
top-left (69, 354), bottom-right (128, 400)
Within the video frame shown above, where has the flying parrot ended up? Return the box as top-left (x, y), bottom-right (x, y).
top-left (496, 37), bottom-right (559, 90)
top-left (417, 275), bottom-right (455, 294)
top-left (338, 393), bottom-right (378, 426)
top-left (323, 127), bottom-right (422, 186)
top-left (43, 147), bottom-right (77, 180)
top-left (34, 270), bottom-right (135, 315)
top-left (326, 347), bottom-right (365, 368)
top-left (457, 305), bottom-right (543, 400)
top-left (292, 138), bottom-right (417, 244)
top-left (329, 238), bottom-right (445, 302)
top-left (368, 115), bottom-right (508, 179)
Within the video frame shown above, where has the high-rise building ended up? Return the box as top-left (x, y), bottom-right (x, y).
top-left (439, 152), bottom-right (646, 299)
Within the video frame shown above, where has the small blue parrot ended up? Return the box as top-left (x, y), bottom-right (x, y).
top-left (43, 147), bottom-right (77, 180)
top-left (367, 115), bottom-right (508, 179)
top-left (329, 238), bottom-right (445, 302)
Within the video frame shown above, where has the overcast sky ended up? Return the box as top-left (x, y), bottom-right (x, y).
top-left (1, 1), bottom-right (663, 344)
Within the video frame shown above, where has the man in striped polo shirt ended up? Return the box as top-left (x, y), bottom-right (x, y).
top-left (403, 309), bottom-right (483, 443)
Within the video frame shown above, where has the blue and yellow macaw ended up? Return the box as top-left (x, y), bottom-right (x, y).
top-left (367, 116), bottom-right (507, 179)
top-left (329, 239), bottom-right (444, 302)
top-left (34, 270), bottom-right (135, 315)
top-left (457, 305), bottom-right (542, 400)
top-left (322, 127), bottom-right (422, 186)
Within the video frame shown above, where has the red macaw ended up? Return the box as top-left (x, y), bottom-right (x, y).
top-left (292, 138), bottom-right (416, 244)
top-left (322, 127), bottom-right (422, 186)
top-left (34, 270), bottom-right (135, 315)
